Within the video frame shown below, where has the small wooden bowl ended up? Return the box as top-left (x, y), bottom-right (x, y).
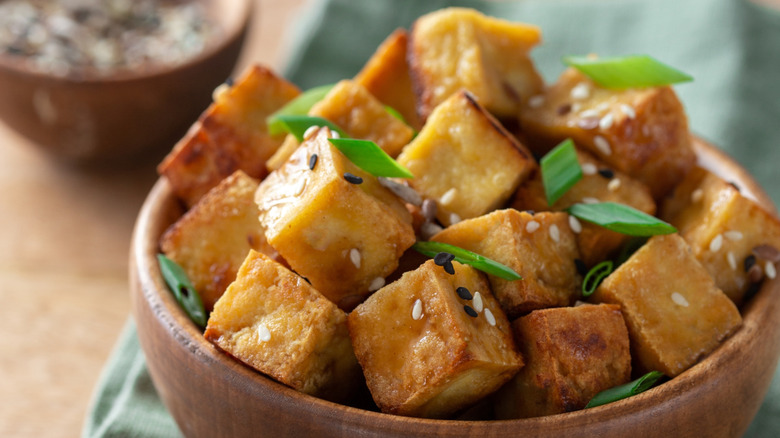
top-left (0, 0), bottom-right (252, 166)
top-left (130, 137), bottom-right (780, 437)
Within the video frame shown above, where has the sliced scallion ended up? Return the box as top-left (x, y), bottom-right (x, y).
top-left (568, 202), bottom-right (677, 236)
top-left (328, 138), bottom-right (414, 178)
top-left (563, 55), bottom-right (693, 89)
top-left (157, 254), bottom-right (207, 329)
top-left (413, 241), bottom-right (522, 281)
top-left (266, 84), bottom-right (334, 135)
top-left (541, 138), bottom-right (582, 206)
top-left (585, 371), bottom-right (665, 408)
top-left (582, 260), bottom-right (613, 297)
top-left (272, 115), bottom-right (345, 142)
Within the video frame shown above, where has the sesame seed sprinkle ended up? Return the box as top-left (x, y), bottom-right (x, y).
top-left (724, 230), bottom-right (744, 241)
top-left (412, 299), bottom-right (423, 320)
top-left (581, 163), bottom-right (598, 176)
top-left (528, 95), bottom-right (545, 108)
top-left (349, 248), bottom-right (362, 269)
top-left (549, 224), bottom-right (561, 243)
top-left (456, 286), bottom-right (473, 300)
top-left (599, 113), bottom-right (615, 130)
top-left (344, 172), bottom-right (363, 185)
top-left (753, 244), bottom-right (780, 262)
top-left (449, 213), bottom-right (462, 225)
top-left (473, 292), bottom-right (484, 312)
top-left (577, 117), bottom-right (600, 130)
top-left (256, 323), bottom-right (271, 342)
top-left (303, 125), bottom-right (320, 141)
top-left (691, 189), bottom-right (704, 203)
top-left (378, 177), bottom-right (422, 206)
top-left (421, 199), bottom-right (438, 221)
top-left (620, 104), bottom-right (636, 119)
top-left (582, 197), bottom-right (600, 204)
top-left (709, 234), bottom-right (723, 252)
top-left (569, 215), bottom-right (583, 234)
top-left (308, 154), bottom-right (318, 170)
top-left (434, 252), bottom-right (456, 275)
top-left (608, 178), bottom-right (622, 192)
top-left (597, 168), bottom-right (615, 179)
top-left (744, 254), bottom-right (757, 272)
top-left (571, 83), bottom-right (591, 100)
top-left (767, 262), bottom-right (777, 280)
top-left (484, 308), bottom-right (496, 326)
top-left (593, 135), bottom-right (612, 156)
top-left (440, 188), bottom-right (457, 206)
top-left (579, 109), bottom-right (601, 119)
top-left (369, 277), bottom-right (385, 292)
top-left (727, 251), bottom-right (737, 271)
top-left (420, 222), bottom-right (444, 240)
top-left (526, 220), bottom-right (541, 233)
top-left (464, 305), bottom-right (478, 318)
top-left (329, 129), bottom-right (340, 139)
top-left (671, 292), bottom-right (689, 307)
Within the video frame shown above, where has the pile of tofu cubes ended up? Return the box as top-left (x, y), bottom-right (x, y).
top-left (156, 8), bottom-right (780, 420)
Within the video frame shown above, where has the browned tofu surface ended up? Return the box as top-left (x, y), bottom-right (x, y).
top-left (204, 250), bottom-right (360, 402)
top-left (348, 260), bottom-right (522, 418)
top-left (396, 90), bottom-right (536, 226)
top-left (409, 7), bottom-right (544, 121)
top-left (159, 65), bottom-right (301, 206)
top-left (494, 304), bottom-right (631, 418)
top-left (159, 170), bottom-right (277, 311)
top-left (591, 234), bottom-right (742, 377)
top-left (256, 128), bottom-right (415, 309)
top-left (432, 209), bottom-right (581, 318)
top-left (519, 67), bottom-right (694, 200)
top-left (661, 167), bottom-right (780, 305)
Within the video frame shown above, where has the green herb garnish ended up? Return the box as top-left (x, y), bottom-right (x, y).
top-left (328, 138), bottom-right (414, 178)
top-left (412, 241), bottom-right (522, 281)
top-left (585, 371), bottom-right (665, 408)
top-left (568, 202), bottom-right (677, 236)
top-left (582, 260), bottom-right (613, 297)
top-left (157, 254), bottom-right (207, 329)
top-left (563, 55), bottom-right (693, 89)
top-left (541, 139), bottom-right (582, 206)
top-left (266, 84), bottom-right (334, 135)
top-left (272, 115), bottom-right (346, 142)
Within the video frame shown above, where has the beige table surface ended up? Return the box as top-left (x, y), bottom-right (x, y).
top-left (0, 1), bottom-right (305, 437)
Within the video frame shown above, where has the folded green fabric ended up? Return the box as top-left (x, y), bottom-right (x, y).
top-left (83, 0), bottom-right (780, 436)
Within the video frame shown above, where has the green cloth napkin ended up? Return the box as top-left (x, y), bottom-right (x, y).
top-left (83, 0), bottom-right (780, 436)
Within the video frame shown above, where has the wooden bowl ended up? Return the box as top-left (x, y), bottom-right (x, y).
top-left (0, 0), bottom-right (252, 166)
top-left (130, 137), bottom-right (780, 437)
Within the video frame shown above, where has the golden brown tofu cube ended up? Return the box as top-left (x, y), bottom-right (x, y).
top-left (409, 8), bottom-right (544, 121)
top-left (354, 28), bottom-right (422, 130)
top-left (160, 170), bottom-right (277, 311)
top-left (348, 259), bottom-right (522, 418)
top-left (519, 67), bottom-right (695, 200)
top-left (256, 128), bottom-right (415, 309)
top-left (494, 304), bottom-right (631, 418)
top-left (511, 149), bottom-right (656, 266)
top-left (204, 250), bottom-right (360, 402)
top-left (591, 234), bottom-right (742, 377)
top-left (396, 90), bottom-right (536, 226)
top-left (159, 65), bottom-right (301, 206)
top-left (431, 209), bottom-right (581, 318)
top-left (661, 167), bottom-right (780, 305)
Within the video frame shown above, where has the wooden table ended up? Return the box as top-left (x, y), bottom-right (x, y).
top-left (0, 1), bottom-right (305, 436)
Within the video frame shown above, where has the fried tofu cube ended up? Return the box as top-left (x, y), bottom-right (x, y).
top-left (661, 167), bottom-right (780, 305)
top-left (348, 260), bottom-right (522, 418)
top-left (511, 149), bottom-right (656, 266)
top-left (204, 250), bottom-right (360, 402)
top-left (494, 304), bottom-right (631, 418)
top-left (431, 209), bottom-right (581, 318)
top-left (519, 67), bottom-right (695, 199)
top-left (396, 91), bottom-right (536, 226)
top-left (266, 79), bottom-right (415, 171)
top-left (160, 170), bottom-right (278, 311)
top-left (256, 128), bottom-right (415, 309)
top-left (409, 7), bottom-right (544, 121)
top-left (354, 28), bottom-right (422, 130)
top-left (159, 65), bottom-right (301, 206)
top-left (591, 234), bottom-right (742, 377)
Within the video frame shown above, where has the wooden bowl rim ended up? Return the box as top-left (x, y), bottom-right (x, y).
top-left (131, 136), bottom-right (780, 434)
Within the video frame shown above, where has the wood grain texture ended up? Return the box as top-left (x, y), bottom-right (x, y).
top-left (132, 137), bottom-right (780, 438)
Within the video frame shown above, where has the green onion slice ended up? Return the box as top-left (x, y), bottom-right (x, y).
top-left (615, 236), bottom-right (649, 267)
top-left (541, 138), bottom-right (582, 206)
top-left (412, 241), bottom-right (522, 281)
top-left (586, 371), bottom-right (665, 408)
top-left (157, 254), bottom-right (207, 329)
top-left (568, 202), bottom-right (677, 236)
top-left (582, 260), bottom-right (613, 297)
top-left (384, 105), bottom-right (405, 123)
top-left (328, 138), bottom-right (414, 178)
top-left (563, 55), bottom-right (693, 89)
top-left (266, 84), bottom-right (334, 135)
top-left (273, 115), bottom-right (346, 142)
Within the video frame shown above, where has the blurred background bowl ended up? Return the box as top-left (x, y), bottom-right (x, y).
top-left (0, 0), bottom-right (252, 167)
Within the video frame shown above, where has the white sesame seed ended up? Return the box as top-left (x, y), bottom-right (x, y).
top-left (549, 224), bottom-right (561, 243)
top-left (412, 299), bottom-right (423, 320)
top-left (569, 215), bottom-right (583, 233)
top-left (484, 308), bottom-right (496, 326)
top-left (528, 95), bottom-right (545, 108)
top-left (724, 230), bottom-right (744, 241)
top-left (449, 213), bottom-right (461, 225)
top-left (349, 248), bottom-right (362, 269)
top-left (599, 113), bottom-right (615, 130)
top-left (582, 197), bottom-right (600, 204)
top-left (440, 188), bottom-right (457, 206)
top-left (256, 323), bottom-right (271, 342)
top-left (607, 178), bottom-right (622, 192)
top-left (620, 104), bottom-right (636, 119)
top-left (328, 129), bottom-right (340, 139)
top-left (581, 162), bottom-right (598, 176)
top-left (579, 109), bottom-right (601, 119)
top-left (369, 277), bottom-right (385, 291)
top-left (594, 102), bottom-right (611, 112)
top-left (709, 234), bottom-right (723, 252)
top-left (473, 292), bottom-right (484, 312)
top-left (526, 220), bottom-right (541, 233)
top-left (571, 102), bottom-right (582, 112)
top-left (593, 135), bottom-right (612, 156)
top-left (691, 189), bottom-right (704, 203)
top-left (671, 292), bottom-right (689, 307)
top-left (571, 83), bottom-right (591, 100)
top-left (727, 251), bottom-right (737, 270)
top-left (766, 262), bottom-right (777, 280)
top-left (303, 125), bottom-right (319, 140)
top-left (420, 221), bottom-right (444, 240)
top-left (212, 83), bottom-right (230, 101)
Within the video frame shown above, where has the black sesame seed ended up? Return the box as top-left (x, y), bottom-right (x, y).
top-left (225, 77), bottom-right (234, 87)
top-left (597, 168), bottom-right (615, 179)
top-left (728, 181), bottom-right (741, 192)
top-left (744, 254), bottom-right (757, 272)
top-left (344, 172), bottom-right (363, 184)
top-left (525, 210), bottom-right (535, 215)
top-left (434, 252), bottom-right (455, 265)
top-left (575, 258), bottom-right (587, 276)
top-left (308, 154), bottom-right (318, 170)
top-left (557, 103), bottom-right (572, 116)
top-left (464, 305), bottom-right (478, 318)
top-left (456, 286), bottom-right (473, 300)
top-left (442, 261), bottom-right (455, 275)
